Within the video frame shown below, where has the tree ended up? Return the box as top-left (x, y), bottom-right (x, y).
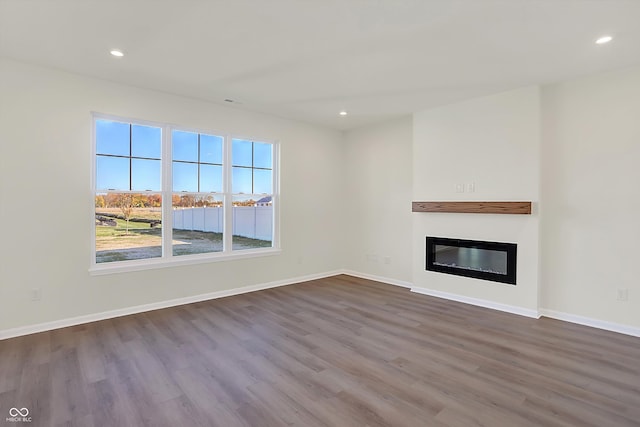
top-left (132, 194), bottom-right (148, 208)
top-left (104, 192), bottom-right (120, 208)
top-left (95, 195), bottom-right (106, 208)
top-left (194, 195), bottom-right (214, 207)
top-left (179, 194), bottom-right (195, 207)
top-left (148, 194), bottom-right (162, 207)
top-left (116, 194), bottom-right (135, 234)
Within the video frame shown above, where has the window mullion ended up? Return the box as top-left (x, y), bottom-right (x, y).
top-left (162, 125), bottom-right (173, 259)
top-left (223, 135), bottom-right (233, 253)
top-left (251, 141), bottom-right (254, 194)
top-left (130, 124), bottom-right (136, 191)
top-left (272, 143), bottom-right (279, 249)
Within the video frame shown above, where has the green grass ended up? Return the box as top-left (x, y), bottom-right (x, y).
top-left (96, 219), bottom-right (161, 238)
top-left (96, 207), bottom-right (162, 221)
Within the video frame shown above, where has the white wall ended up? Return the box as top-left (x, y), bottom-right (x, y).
top-left (0, 58), bottom-right (345, 331)
top-left (2, 56), bottom-right (639, 335)
top-left (540, 65), bottom-right (640, 328)
top-left (343, 117), bottom-right (413, 284)
top-left (412, 87), bottom-right (540, 314)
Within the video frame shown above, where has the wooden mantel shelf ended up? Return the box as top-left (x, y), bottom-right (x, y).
top-left (412, 201), bottom-right (532, 215)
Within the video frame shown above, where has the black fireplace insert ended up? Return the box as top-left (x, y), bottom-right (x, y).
top-left (426, 236), bottom-right (517, 285)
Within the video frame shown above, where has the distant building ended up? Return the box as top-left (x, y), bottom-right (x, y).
top-left (256, 196), bottom-right (272, 207)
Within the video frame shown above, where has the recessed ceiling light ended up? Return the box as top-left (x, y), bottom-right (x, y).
top-left (110, 49), bottom-right (124, 57)
top-left (339, 111), bottom-right (347, 116)
top-left (595, 35), bottom-right (613, 45)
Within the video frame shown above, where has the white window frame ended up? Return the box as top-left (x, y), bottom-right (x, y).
top-left (90, 113), bottom-right (280, 275)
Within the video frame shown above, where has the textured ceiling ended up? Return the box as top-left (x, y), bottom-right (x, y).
top-left (2, 0), bottom-right (640, 130)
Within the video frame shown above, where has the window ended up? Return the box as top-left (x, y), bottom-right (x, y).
top-left (171, 130), bottom-right (224, 257)
top-left (92, 114), bottom-right (279, 272)
top-left (232, 139), bottom-right (273, 250)
top-left (94, 120), bottom-right (163, 263)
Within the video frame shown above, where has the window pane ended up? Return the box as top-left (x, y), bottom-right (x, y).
top-left (232, 196), bottom-right (273, 250)
top-left (200, 164), bottom-right (223, 193)
top-left (131, 159), bottom-right (161, 191)
top-left (232, 167), bottom-right (252, 194)
top-left (95, 193), bottom-right (162, 263)
top-left (254, 169), bottom-right (272, 194)
top-left (173, 162), bottom-right (198, 192)
top-left (200, 134), bottom-right (223, 164)
top-left (131, 125), bottom-right (161, 159)
top-left (96, 155), bottom-right (130, 190)
top-left (232, 139), bottom-right (252, 167)
top-left (172, 194), bottom-right (223, 256)
top-left (172, 130), bottom-right (198, 162)
top-left (254, 142), bottom-right (272, 169)
top-left (96, 120), bottom-right (129, 156)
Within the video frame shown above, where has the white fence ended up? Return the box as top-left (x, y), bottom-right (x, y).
top-left (172, 207), bottom-right (272, 241)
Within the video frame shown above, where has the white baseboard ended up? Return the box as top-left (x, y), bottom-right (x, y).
top-left (340, 271), bottom-right (539, 319)
top-left (0, 270), bottom-right (343, 341)
top-left (4, 270), bottom-right (638, 340)
top-left (341, 270), bottom-right (413, 288)
top-left (539, 309), bottom-right (640, 338)
top-left (410, 286), bottom-right (540, 319)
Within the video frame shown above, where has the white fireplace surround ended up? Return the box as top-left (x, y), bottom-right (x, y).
top-left (412, 87), bottom-right (540, 316)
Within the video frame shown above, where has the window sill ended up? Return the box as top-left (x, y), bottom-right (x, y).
top-left (89, 248), bottom-right (282, 276)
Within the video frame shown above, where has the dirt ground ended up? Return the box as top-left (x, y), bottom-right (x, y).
top-left (96, 231), bottom-right (270, 263)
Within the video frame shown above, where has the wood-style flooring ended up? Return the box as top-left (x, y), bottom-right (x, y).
top-left (1, 275), bottom-right (640, 426)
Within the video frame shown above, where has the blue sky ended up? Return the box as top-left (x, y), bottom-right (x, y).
top-left (172, 130), bottom-right (223, 192)
top-left (232, 138), bottom-right (272, 194)
top-left (96, 120), bottom-right (161, 190)
top-left (96, 120), bottom-right (272, 194)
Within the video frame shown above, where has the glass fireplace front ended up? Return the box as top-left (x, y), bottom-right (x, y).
top-left (426, 236), bottom-right (517, 285)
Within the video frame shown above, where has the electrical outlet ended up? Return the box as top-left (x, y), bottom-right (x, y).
top-left (31, 288), bottom-right (42, 301)
top-left (467, 182), bottom-right (475, 193)
top-left (383, 256), bottom-right (391, 265)
top-left (367, 254), bottom-right (379, 263)
top-left (617, 289), bottom-right (629, 301)
top-left (455, 183), bottom-right (464, 193)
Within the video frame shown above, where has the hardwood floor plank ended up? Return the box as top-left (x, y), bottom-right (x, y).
top-left (123, 339), bottom-right (183, 404)
top-left (75, 329), bottom-right (106, 384)
top-left (172, 366), bottom-right (251, 427)
top-left (2, 275), bottom-right (640, 426)
top-left (85, 378), bottom-right (138, 427)
top-left (16, 361), bottom-right (52, 427)
top-left (245, 381), bottom-right (329, 427)
top-left (54, 413), bottom-right (95, 427)
top-left (149, 394), bottom-right (207, 427)
top-left (49, 347), bottom-right (90, 425)
top-left (0, 334), bottom-right (27, 394)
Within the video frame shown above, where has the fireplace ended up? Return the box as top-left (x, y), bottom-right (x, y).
top-left (426, 236), bottom-right (517, 285)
